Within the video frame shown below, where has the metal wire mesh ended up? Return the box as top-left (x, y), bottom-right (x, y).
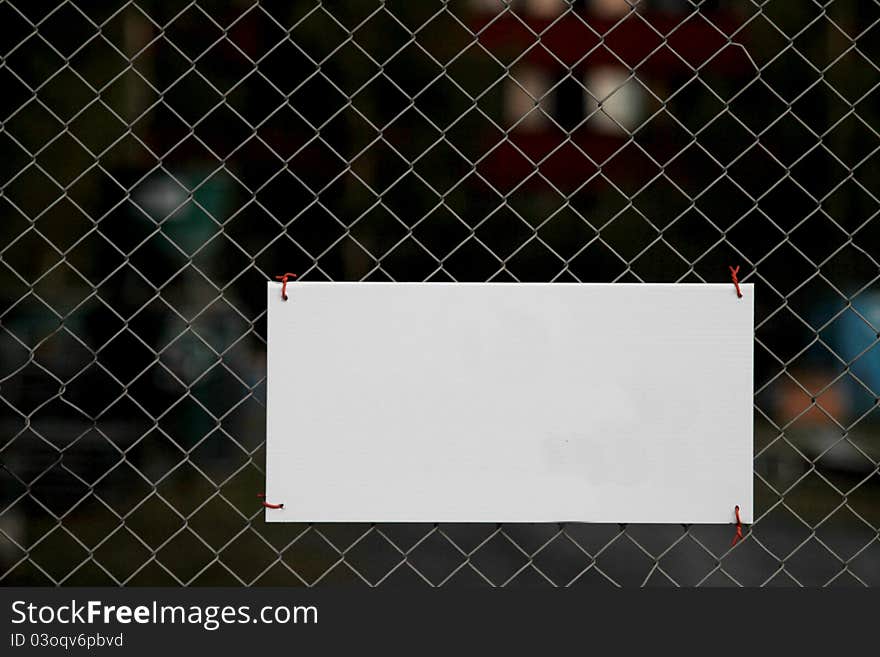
top-left (1, 0), bottom-right (879, 586)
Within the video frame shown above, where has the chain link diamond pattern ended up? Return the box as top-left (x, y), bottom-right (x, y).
top-left (1, 0), bottom-right (879, 586)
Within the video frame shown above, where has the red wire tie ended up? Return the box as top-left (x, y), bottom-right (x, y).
top-left (731, 505), bottom-right (744, 546)
top-left (258, 493), bottom-right (283, 510)
top-left (274, 273), bottom-right (297, 301)
top-left (729, 265), bottom-right (743, 299)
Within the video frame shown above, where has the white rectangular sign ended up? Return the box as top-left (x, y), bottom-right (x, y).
top-left (265, 282), bottom-right (753, 524)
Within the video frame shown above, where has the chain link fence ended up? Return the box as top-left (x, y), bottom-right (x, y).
top-left (1, 0), bottom-right (879, 586)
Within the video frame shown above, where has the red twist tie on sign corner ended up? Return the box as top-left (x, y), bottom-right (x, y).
top-left (729, 265), bottom-right (743, 299)
top-left (274, 273), bottom-right (297, 301)
top-left (258, 493), bottom-right (284, 510)
top-left (731, 505), bottom-right (744, 546)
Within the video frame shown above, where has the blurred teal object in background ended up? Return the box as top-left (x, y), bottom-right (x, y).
top-left (825, 293), bottom-right (880, 397)
top-left (133, 166), bottom-right (233, 255)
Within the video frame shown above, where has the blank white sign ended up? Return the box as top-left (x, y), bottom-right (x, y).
top-left (266, 282), bottom-right (753, 524)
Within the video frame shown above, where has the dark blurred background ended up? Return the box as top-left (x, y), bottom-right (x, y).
top-left (1, 0), bottom-right (878, 586)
